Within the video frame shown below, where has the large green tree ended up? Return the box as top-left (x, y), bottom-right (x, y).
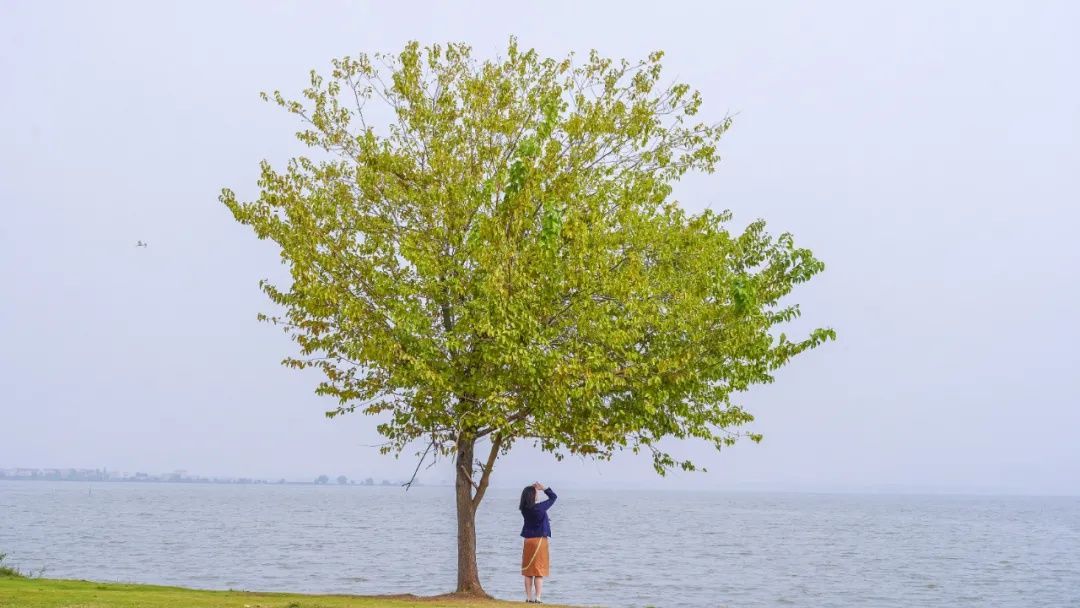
top-left (221, 39), bottom-right (833, 596)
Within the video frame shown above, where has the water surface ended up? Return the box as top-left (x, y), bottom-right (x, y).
top-left (1, 481), bottom-right (1077, 607)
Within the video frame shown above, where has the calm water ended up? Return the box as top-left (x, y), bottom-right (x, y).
top-left (1, 481), bottom-right (1077, 607)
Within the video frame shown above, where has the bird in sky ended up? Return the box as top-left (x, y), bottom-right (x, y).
top-left (136, 241), bottom-right (148, 248)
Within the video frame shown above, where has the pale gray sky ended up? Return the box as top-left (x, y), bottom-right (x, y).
top-left (1, 1), bottom-right (1077, 495)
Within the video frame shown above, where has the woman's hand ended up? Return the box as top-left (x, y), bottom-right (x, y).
top-left (533, 482), bottom-right (545, 491)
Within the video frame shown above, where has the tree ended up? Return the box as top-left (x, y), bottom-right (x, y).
top-left (221, 39), bottom-right (834, 596)
top-left (336, 475), bottom-right (348, 485)
top-left (314, 475), bottom-right (329, 485)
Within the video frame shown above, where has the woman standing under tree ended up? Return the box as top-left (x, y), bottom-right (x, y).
top-left (519, 482), bottom-right (557, 603)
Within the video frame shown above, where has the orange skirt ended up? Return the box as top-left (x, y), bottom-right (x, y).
top-left (521, 536), bottom-right (550, 577)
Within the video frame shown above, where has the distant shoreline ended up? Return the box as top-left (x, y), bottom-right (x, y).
top-left (0, 477), bottom-right (449, 488)
top-left (0, 478), bottom-right (427, 486)
top-left (0, 469), bottom-right (428, 487)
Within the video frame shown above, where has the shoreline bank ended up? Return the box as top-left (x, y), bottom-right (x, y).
top-left (0, 577), bottom-right (578, 607)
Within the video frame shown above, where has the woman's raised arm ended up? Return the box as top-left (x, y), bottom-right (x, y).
top-left (537, 487), bottom-right (557, 511)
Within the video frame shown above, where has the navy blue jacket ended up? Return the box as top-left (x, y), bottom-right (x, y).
top-left (520, 488), bottom-right (557, 538)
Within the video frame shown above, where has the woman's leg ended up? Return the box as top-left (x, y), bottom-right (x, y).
top-left (523, 575), bottom-right (533, 601)
top-left (533, 576), bottom-right (543, 602)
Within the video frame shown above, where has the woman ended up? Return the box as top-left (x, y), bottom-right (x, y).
top-left (519, 481), bottom-right (557, 604)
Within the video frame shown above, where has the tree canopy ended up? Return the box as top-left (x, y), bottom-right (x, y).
top-left (221, 38), bottom-right (834, 594)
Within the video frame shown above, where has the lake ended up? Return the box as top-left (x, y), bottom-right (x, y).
top-left (1, 481), bottom-right (1077, 607)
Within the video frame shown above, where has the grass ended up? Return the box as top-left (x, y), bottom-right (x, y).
top-left (0, 553), bottom-right (26, 579)
top-left (0, 577), bottom-right (576, 608)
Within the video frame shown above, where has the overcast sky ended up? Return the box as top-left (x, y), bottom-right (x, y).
top-left (1, 1), bottom-right (1077, 495)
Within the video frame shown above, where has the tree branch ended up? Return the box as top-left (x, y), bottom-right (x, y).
top-left (402, 438), bottom-right (435, 491)
top-left (459, 463), bottom-right (481, 492)
top-left (472, 434), bottom-right (504, 509)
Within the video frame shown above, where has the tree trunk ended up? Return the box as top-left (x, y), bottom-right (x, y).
top-left (454, 438), bottom-right (487, 596)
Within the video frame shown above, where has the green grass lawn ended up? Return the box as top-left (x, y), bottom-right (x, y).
top-left (0, 576), bottom-right (571, 608)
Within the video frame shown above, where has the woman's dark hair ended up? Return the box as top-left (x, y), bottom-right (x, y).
top-left (519, 486), bottom-right (535, 512)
